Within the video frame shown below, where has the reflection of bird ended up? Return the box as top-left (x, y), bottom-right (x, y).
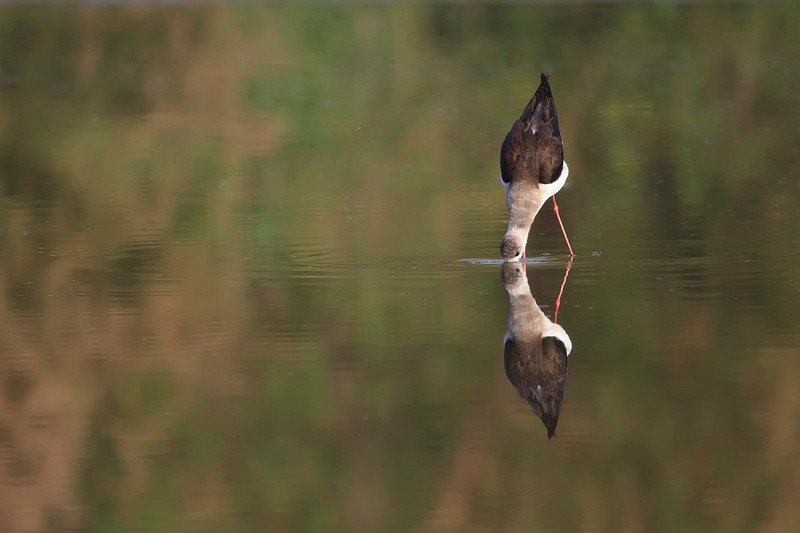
top-left (501, 262), bottom-right (572, 439)
top-left (500, 73), bottom-right (573, 261)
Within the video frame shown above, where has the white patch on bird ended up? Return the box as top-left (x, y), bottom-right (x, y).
top-left (499, 174), bottom-right (510, 192)
top-left (539, 160), bottom-right (570, 197)
top-left (544, 321), bottom-right (573, 355)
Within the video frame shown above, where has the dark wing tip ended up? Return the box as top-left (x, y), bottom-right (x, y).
top-left (538, 72), bottom-right (554, 97)
top-left (518, 73), bottom-right (555, 125)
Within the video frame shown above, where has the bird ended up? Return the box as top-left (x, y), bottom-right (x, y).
top-left (500, 72), bottom-right (574, 262)
top-left (501, 261), bottom-right (572, 438)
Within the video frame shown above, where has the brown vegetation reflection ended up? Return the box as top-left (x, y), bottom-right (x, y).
top-left (502, 262), bottom-right (572, 439)
top-left (0, 3), bottom-right (798, 533)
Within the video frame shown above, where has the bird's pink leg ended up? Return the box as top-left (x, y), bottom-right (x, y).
top-left (552, 196), bottom-right (574, 257)
top-left (553, 257), bottom-right (573, 323)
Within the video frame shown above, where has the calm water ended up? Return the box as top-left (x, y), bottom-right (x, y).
top-left (1, 3), bottom-right (799, 532)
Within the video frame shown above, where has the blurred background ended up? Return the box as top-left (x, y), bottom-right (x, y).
top-left (0, 2), bottom-right (799, 532)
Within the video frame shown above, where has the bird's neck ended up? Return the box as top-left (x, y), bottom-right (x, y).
top-left (508, 290), bottom-right (547, 335)
top-left (506, 185), bottom-right (546, 234)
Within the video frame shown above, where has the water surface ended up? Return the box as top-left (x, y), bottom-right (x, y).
top-left (0, 3), bottom-right (799, 532)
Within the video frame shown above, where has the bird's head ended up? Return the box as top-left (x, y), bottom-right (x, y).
top-left (500, 230), bottom-right (527, 262)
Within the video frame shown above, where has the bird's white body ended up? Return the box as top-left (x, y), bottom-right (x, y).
top-left (501, 162), bottom-right (569, 261)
